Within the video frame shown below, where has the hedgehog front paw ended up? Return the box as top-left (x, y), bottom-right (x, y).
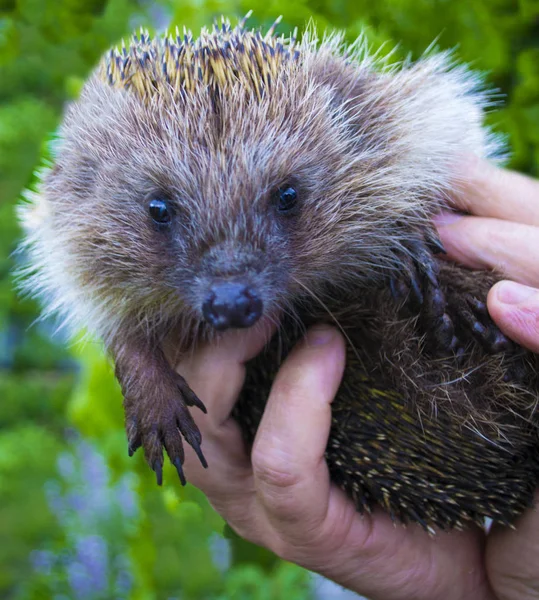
top-left (451, 294), bottom-right (512, 354)
top-left (389, 231), bottom-right (514, 361)
top-left (389, 229), bottom-right (445, 306)
top-left (124, 374), bottom-right (208, 485)
top-left (389, 230), bottom-right (458, 356)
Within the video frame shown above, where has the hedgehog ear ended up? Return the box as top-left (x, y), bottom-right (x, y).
top-left (310, 60), bottom-right (381, 122)
top-left (43, 153), bottom-right (100, 204)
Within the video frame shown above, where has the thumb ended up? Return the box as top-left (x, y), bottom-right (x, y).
top-left (178, 317), bottom-right (276, 426)
top-left (487, 282), bottom-right (539, 353)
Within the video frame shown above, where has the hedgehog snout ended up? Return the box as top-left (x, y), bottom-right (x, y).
top-left (202, 281), bottom-right (263, 331)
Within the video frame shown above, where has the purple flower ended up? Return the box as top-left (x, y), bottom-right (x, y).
top-left (74, 535), bottom-right (109, 594)
top-left (30, 549), bottom-right (54, 576)
top-left (34, 437), bottom-right (140, 598)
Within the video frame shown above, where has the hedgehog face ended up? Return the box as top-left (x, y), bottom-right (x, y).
top-left (42, 63), bottom-right (369, 334)
top-left (27, 25), bottom-right (492, 341)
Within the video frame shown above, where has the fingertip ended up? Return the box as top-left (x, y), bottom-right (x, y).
top-left (177, 317), bottom-right (276, 417)
top-left (303, 324), bottom-right (345, 351)
top-left (213, 316), bottom-right (277, 363)
top-left (451, 154), bottom-right (501, 212)
top-left (492, 281), bottom-right (537, 305)
top-left (304, 324), bottom-right (339, 346)
top-left (433, 210), bottom-right (465, 228)
top-left (434, 215), bottom-right (488, 270)
top-left (450, 156), bottom-right (539, 226)
top-left (296, 325), bottom-right (347, 396)
top-left (488, 282), bottom-right (539, 353)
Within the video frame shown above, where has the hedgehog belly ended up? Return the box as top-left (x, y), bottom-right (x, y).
top-left (235, 275), bottom-right (539, 531)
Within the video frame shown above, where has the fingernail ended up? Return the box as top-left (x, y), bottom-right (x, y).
top-left (496, 281), bottom-right (538, 305)
top-left (306, 326), bottom-right (335, 346)
top-left (433, 210), bottom-right (465, 226)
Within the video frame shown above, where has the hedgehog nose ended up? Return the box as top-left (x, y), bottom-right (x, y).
top-left (202, 282), bottom-right (263, 331)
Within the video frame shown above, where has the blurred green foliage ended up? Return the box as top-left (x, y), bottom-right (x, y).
top-left (1, 0), bottom-right (538, 598)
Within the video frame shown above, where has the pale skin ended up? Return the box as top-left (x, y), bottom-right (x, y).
top-left (180, 158), bottom-right (539, 600)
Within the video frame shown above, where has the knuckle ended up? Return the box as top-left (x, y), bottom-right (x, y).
top-left (251, 446), bottom-right (302, 491)
top-left (251, 448), bottom-right (307, 520)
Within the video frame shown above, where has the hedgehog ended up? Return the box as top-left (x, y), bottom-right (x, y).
top-left (18, 14), bottom-right (539, 532)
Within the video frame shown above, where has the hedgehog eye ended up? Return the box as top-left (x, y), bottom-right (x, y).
top-left (275, 185), bottom-right (298, 214)
top-left (148, 198), bottom-right (172, 225)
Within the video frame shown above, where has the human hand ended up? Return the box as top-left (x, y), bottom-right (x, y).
top-left (436, 156), bottom-right (539, 353)
top-left (178, 158), bottom-right (539, 600)
top-left (435, 156), bottom-right (539, 599)
top-left (179, 324), bottom-right (493, 600)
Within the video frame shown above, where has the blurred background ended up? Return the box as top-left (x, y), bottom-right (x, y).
top-left (1, 0), bottom-right (538, 598)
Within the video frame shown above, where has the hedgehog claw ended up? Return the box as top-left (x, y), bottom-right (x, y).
top-left (423, 263), bottom-right (439, 288)
top-left (173, 457), bottom-right (187, 486)
top-left (390, 278), bottom-right (409, 302)
top-left (127, 436), bottom-right (141, 457)
top-left (190, 439), bottom-right (208, 469)
top-left (465, 294), bottom-right (488, 316)
top-left (489, 332), bottom-right (512, 353)
top-left (388, 231), bottom-right (514, 361)
top-left (126, 417), bottom-right (142, 456)
top-left (408, 271), bottom-right (424, 306)
top-left (425, 229), bottom-right (447, 255)
top-left (429, 313), bottom-right (456, 350)
top-left (153, 460), bottom-right (163, 486)
top-left (389, 232), bottom-right (519, 361)
top-left (177, 375), bottom-right (207, 413)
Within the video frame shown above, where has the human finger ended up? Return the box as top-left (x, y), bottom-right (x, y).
top-left (179, 317), bottom-right (275, 427)
top-left (486, 490), bottom-right (539, 600)
top-left (452, 156), bottom-right (539, 226)
top-left (251, 325), bottom-right (346, 540)
top-left (244, 327), bottom-right (493, 600)
top-left (182, 324), bottom-right (348, 549)
top-left (178, 320), bottom-right (274, 487)
top-left (435, 215), bottom-right (539, 287)
top-left (249, 324), bottom-right (493, 599)
top-left (487, 282), bottom-right (539, 353)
